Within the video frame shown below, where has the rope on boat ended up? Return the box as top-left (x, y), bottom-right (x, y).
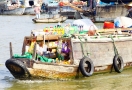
top-left (78, 36), bottom-right (90, 56)
top-left (110, 35), bottom-right (119, 55)
top-left (110, 35), bottom-right (124, 73)
top-left (109, 35), bottom-right (119, 73)
top-left (78, 36), bottom-right (85, 56)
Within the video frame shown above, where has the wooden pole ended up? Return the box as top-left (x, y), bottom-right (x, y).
top-left (9, 42), bottom-right (13, 58)
top-left (32, 42), bottom-right (36, 60)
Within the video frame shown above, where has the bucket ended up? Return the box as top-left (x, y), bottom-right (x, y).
top-left (103, 22), bottom-right (115, 29)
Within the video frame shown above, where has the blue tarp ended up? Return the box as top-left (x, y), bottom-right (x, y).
top-left (99, 1), bottom-right (115, 5)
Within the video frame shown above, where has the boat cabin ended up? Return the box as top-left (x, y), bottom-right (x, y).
top-left (21, 31), bottom-right (73, 64)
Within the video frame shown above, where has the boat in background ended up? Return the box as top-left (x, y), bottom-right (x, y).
top-left (0, 7), bottom-right (25, 15)
top-left (23, 0), bottom-right (43, 15)
top-left (0, 0), bottom-right (25, 15)
top-left (32, 15), bottom-right (67, 23)
top-left (58, 1), bottom-right (86, 19)
top-left (62, 1), bottom-right (128, 22)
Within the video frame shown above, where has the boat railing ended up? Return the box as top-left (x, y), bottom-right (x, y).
top-left (96, 28), bottom-right (132, 36)
top-left (30, 28), bottom-right (132, 41)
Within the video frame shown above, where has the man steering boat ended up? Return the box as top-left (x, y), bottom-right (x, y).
top-left (125, 2), bottom-right (132, 18)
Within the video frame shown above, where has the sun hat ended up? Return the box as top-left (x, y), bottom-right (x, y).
top-left (125, 2), bottom-right (132, 8)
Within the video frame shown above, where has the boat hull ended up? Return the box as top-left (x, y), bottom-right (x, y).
top-left (23, 7), bottom-right (35, 15)
top-left (0, 8), bottom-right (25, 15)
top-left (83, 5), bottom-right (128, 23)
top-left (32, 16), bottom-right (67, 23)
top-left (5, 58), bottom-right (80, 80)
top-left (58, 11), bottom-right (75, 19)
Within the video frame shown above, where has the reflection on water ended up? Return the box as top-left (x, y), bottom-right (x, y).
top-left (0, 15), bottom-right (132, 90)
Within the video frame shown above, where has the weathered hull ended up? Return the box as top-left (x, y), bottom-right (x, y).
top-left (32, 16), bottom-right (67, 23)
top-left (84, 5), bottom-right (128, 23)
top-left (57, 6), bottom-right (77, 19)
top-left (58, 11), bottom-right (76, 19)
top-left (5, 34), bottom-right (132, 80)
top-left (23, 7), bottom-right (35, 15)
top-left (5, 58), bottom-right (80, 80)
top-left (71, 35), bottom-right (132, 69)
top-left (0, 8), bottom-right (25, 15)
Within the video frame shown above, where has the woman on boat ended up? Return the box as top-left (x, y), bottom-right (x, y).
top-left (125, 2), bottom-right (132, 18)
top-left (34, 4), bottom-right (41, 19)
top-left (36, 42), bottom-right (47, 56)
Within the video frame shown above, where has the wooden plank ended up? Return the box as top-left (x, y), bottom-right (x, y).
top-left (45, 35), bottom-right (61, 40)
top-left (96, 28), bottom-right (132, 33)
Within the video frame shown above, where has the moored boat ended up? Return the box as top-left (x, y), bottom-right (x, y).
top-left (23, 0), bottom-right (43, 15)
top-left (60, 1), bottom-right (129, 22)
top-left (0, 7), bottom-right (25, 15)
top-left (0, 0), bottom-right (25, 15)
top-left (32, 15), bottom-right (67, 23)
top-left (5, 26), bottom-right (132, 80)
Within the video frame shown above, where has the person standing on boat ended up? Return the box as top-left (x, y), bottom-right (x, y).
top-left (125, 2), bottom-right (132, 18)
top-left (34, 4), bottom-right (41, 19)
top-left (87, 0), bottom-right (97, 15)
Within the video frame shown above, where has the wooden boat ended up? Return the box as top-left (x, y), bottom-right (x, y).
top-left (5, 28), bottom-right (132, 80)
top-left (23, 0), bottom-right (43, 15)
top-left (0, 1), bottom-right (25, 15)
top-left (32, 16), bottom-right (67, 23)
top-left (0, 7), bottom-right (25, 15)
top-left (63, 3), bottom-right (128, 23)
top-left (58, 5), bottom-right (77, 19)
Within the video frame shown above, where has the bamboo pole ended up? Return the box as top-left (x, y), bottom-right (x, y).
top-left (32, 42), bottom-right (37, 60)
top-left (96, 28), bottom-right (132, 33)
top-left (9, 42), bottom-right (13, 58)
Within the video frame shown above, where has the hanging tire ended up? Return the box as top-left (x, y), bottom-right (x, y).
top-left (5, 59), bottom-right (30, 79)
top-left (79, 56), bottom-right (94, 77)
top-left (113, 55), bottom-right (124, 73)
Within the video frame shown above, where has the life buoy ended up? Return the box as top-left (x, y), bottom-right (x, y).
top-left (5, 59), bottom-right (30, 79)
top-left (113, 55), bottom-right (124, 73)
top-left (79, 56), bottom-right (94, 76)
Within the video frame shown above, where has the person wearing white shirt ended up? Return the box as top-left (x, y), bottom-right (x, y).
top-left (36, 42), bottom-right (47, 56)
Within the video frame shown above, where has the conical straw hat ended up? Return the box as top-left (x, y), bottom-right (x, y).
top-left (125, 2), bottom-right (132, 7)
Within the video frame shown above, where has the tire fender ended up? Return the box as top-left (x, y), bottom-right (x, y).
top-left (113, 55), bottom-right (124, 73)
top-left (79, 56), bottom-right (94, 77)
top-left (5, 59), bottom-right (30, 78)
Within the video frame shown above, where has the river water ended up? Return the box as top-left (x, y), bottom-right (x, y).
top-left (0, 15), bottom-right (132, 90)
